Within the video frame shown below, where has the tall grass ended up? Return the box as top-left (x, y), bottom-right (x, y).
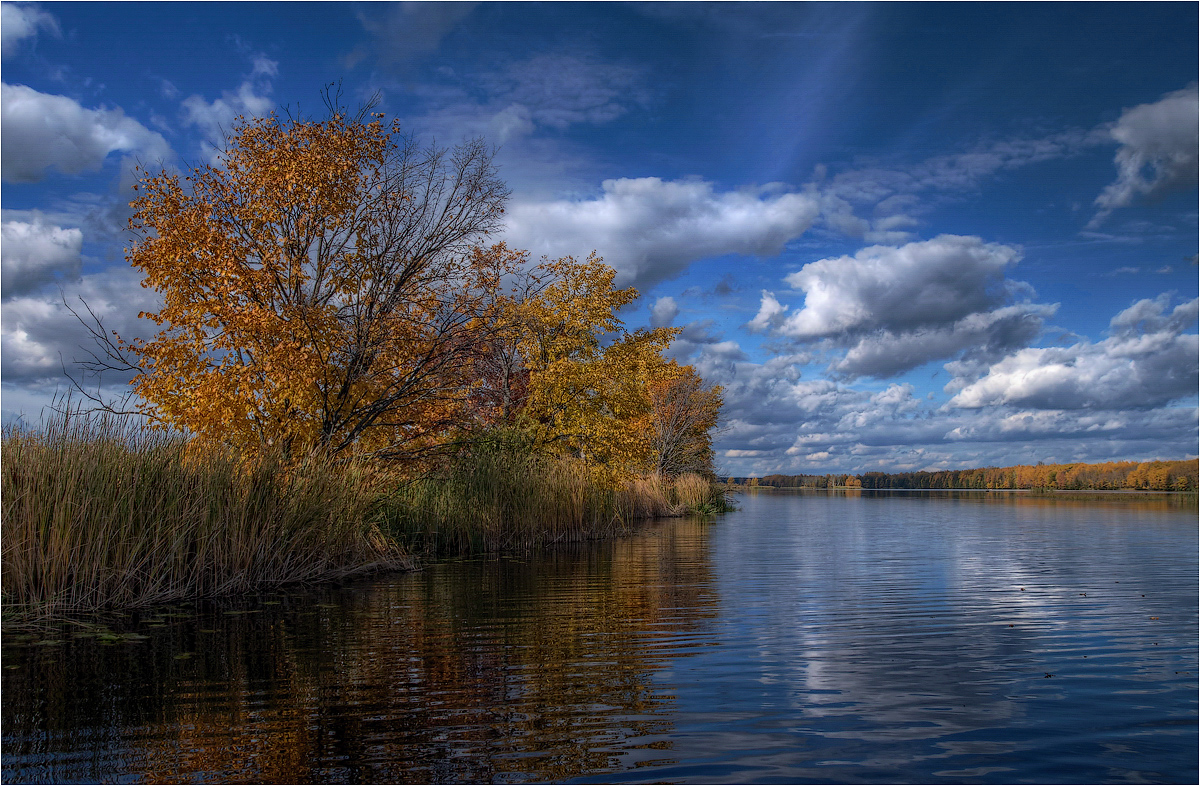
top-left (2, 416), bottom-right (729, 615)
top-left (2, 411), bottom-right (407, 616)
top-left (380, 433), bottom-right (731, 556)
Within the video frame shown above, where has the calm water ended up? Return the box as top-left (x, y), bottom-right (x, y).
top-left (3, 491), bottom-right (1197, 783)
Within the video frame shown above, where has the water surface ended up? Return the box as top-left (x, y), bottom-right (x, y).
top-left (3, 491), bottom-right (1196, 783)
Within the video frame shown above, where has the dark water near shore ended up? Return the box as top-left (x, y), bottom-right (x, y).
top-left (3, 491), bottom-right (1197, 783)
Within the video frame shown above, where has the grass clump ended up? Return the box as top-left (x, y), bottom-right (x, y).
top-left (2, 411), bottom-right (407, 617)
top-left (379, 431), bottom-right (732, 557)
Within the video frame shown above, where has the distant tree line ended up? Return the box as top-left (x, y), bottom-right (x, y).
top-left (725, 459), bottom-right (1198, 492)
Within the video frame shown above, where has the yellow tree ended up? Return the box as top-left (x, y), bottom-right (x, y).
top-left (469, 251), bottom-right (720, 477)
top-left (107, 100), bottom-right (510, 458)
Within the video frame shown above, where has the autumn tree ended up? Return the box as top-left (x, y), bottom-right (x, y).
top-left (97, 99), bottom-right (511, 458)
top-left (647, 365), bottom-right (722, 477)
top-left (465, 250), bottom-right (723, 478)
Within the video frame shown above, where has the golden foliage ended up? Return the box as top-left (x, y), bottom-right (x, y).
top-left (487, 252), bottom-right (721, 477)
top-left (123, 107), bottom-right (508, 459)
top-left (110, 103), bottom-right (721, 474)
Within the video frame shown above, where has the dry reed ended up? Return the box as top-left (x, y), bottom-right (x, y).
top-left (2, 416), bottom-right (729, 614)
top-left (383, 437), bottom-right (730, 556)
top-left (1, 411), bottom-right (407, 616)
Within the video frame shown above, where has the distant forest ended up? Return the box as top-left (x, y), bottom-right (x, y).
top-left (725, 459), bottom-right (1199, 492)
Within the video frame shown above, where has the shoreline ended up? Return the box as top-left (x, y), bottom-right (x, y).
top-left (729, 486), bottom-right (1197, 495)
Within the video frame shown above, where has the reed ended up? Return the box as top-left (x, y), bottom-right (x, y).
top-left (381, 433), bottom-right (731, 556)
top-left (2, 416), bottom-right (730, 614)
top-left (1, 411), bottom-right (406, 616)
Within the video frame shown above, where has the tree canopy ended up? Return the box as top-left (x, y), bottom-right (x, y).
top-left (99, 102), bottom-right (721, 477)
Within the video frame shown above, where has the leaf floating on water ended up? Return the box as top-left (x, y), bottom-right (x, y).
top-left (34, 640), bottom-right (63, 646)
top-left (173, 652), bottom-right (194, 660)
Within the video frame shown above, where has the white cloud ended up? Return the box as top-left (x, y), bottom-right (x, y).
top-left (747, 290), bottom-right (788, 333)
top-left (1093, 85), bottom-right (1199, 223)
top-left (1, 2), bottom-right (59, 58)
top-left (1, 265), bottom-right (161, 385)
top-left (698, 295), bottom-right (1199, 476)
top-left (649, 296), bottom-right (679, 328)
top-left (504, 177), bottom-right (819, 290)
top-left (180, 58), bottom-right (277, 159)
top-left (708, 350), bottom-right (1196, 476)
top-left (1, 217), bottom-right (82, 299)
top-left (949, 296), bottom-right (1198, 410)
top-left (776, 235), bottom-right (1024, 339)
top-left (835, 303), bottom-right (1058, 379)
top-left (1, 83), bottom-right (172, 183)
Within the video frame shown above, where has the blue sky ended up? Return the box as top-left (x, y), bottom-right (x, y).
top-left (2, 2), bottom-right (1196, 475)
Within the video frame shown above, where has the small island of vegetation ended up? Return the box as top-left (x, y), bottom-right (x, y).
top-left (1, 97), bottom-right (729, 618)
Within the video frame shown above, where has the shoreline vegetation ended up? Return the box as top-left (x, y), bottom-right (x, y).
top-left (725, 459), bottom-right (1199, 493)
top-left (1, 412), bottom-right (731, 619)
top-left (2, 105), bottom-right (733, 621)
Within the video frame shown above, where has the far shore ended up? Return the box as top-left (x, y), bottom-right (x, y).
top-left (727, 485), bottom-right (1197, 497)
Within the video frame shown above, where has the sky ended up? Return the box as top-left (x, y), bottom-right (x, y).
top-left (1, 1), bottom-right (1197, 476)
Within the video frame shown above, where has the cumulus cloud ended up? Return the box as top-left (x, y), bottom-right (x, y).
top-left (1, 83), bottom-right (172, 183)
top-left (649, 296), bottom-right (679, 328)
top-left (662, 319), bottom-right (750, 369)
top-left (705, 350), bottom-right (1196, 475)
top-left (1, 265), bottom-right (161, 385)
top-left (746, 290), bottom-right (788, 333)
top-left (836, 303), bottom-right (1058, 379)
top-left (949, 295), bottom-right (1198, 410)
top-left (504, 177), bottom-right (819, 290)
top-left (749, 235), bottom-right (1053, 378)
top-left (1092, 85), bottom-right (1199, 223)
top-left (777, 235), bottom-right (1024, 338)
top-left (1, 217), bottom-right (82, 299)
top-left (697, 292), bottom-right (1198, 476)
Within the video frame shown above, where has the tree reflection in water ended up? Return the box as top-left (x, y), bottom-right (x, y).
top-left (2, 519), bottom-right (719, 783)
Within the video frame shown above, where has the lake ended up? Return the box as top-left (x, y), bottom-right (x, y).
top-left (2, 490), bottom-right (1196, 783)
